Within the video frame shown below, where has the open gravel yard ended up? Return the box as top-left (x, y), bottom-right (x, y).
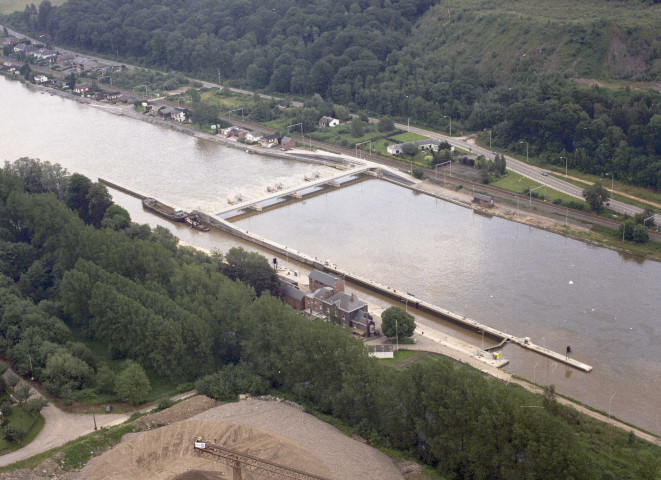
top-left (192, 398), bottom-right (404, 480)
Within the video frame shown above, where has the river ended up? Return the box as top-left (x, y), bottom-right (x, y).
top-left (2, 76), bottom-right (660, 434)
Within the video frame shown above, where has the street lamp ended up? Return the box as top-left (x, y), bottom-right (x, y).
top-left (444, 115), bottom-right (452, 136)
top-left (395, 317), bottom-right (399, 352)
top-left (520, 140), bottom-right (529, 163)
top-left (485, 129), bottom-right (491, 148)
top-left (609, 393), bottom-right (615, 421)
top-left (355, 140), bottom-right (372, 159)
top-left (529, 184), bottom-right (544, 206)
top-left (227, 107), bottom-right (244, 122)
top-left (435, 160), bottom-right (451, 185)
top-left (560, 156), bottom-right (567, 177)
top-left (606, 172), bottom-right (614, 192)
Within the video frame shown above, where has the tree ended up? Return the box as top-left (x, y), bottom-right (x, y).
top-left (582, 182), bottom-right (610, 212)
top-left (24, 397), bottom-right (48, 416)
top-left (101, 204), bottom-right (131, 231)
top-left (619, 219), bottom-right (636, 241)
top-left (19, 63), bottom-right (32, 81)
top-left (333, 105), bottom-right (350, 121)
top-left (95, 364), bottom-right (116, 394)
top-left (402, 143), bottom-right (418, 157)
top-left (223, 247), bottom-right (278, 296)
top-left (632, 224), bottom-right (649, 243)
top-left (350, 117), bottom-right (364, 137)
top-left (115, 361), bottom-right (151, 405)
top-left (378, 117), bottom-right (395, 132)
top-left (13, 383), bottom-right (32, 405)
top-left (65, 72), bottom-right (76, 90)
top-left (86, 183), bottom-right (113, 227)
top-left (4, 424), bottom-right (26, 444)
top-left (65, 173), bottom-right (92, 216)
top-left (192, 101), bottom-right (218, 127)
top-left (381, 306), bottom-right (416, 338)
top-left (43, 351), bottom-right (91, 396)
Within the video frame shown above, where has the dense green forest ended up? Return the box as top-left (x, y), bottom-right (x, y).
top-left (3, 0), bottom-right (661, 188)
top-left (1, 158), bottom-right (661, 478)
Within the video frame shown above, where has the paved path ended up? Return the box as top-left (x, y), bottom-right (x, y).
top-left (0, 374), bottom-right (196, 468)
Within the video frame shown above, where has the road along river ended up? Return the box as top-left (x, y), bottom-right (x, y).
top-left (2, 76), bottom-right (660, 435)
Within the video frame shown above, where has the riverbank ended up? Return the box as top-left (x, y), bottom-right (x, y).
top-left (413, 179), bottom-right (661, 262)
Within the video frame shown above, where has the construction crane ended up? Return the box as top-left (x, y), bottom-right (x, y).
top-left (193, 437), bottom-right (333, 480)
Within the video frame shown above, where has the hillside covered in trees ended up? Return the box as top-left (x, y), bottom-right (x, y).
top-left (3, 0), bottom-right (661, 188)
top-left (2, 158), bottom-right (661, 478)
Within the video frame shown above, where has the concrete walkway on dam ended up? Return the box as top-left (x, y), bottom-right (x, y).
top-left (100, 172), bottom-right (592, 374)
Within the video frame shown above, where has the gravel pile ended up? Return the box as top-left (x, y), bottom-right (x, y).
top-left (192, 398), bottom-right (404, 480)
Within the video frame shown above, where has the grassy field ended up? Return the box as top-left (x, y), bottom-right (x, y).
top-left (0, 0), bottom-right (65, 15)
top-left (491, 171), bottom-right (589, 206)
top-left (390, 131), bottom-right (427, 143)
top-left (0, 403), bottom-right (44, 453)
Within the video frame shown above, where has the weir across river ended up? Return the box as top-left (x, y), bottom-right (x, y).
top-left (99, 178), bottom-right (592, 373)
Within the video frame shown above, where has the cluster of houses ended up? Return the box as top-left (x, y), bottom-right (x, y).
top-left (281, 270), bottom-right (377, 337)
top-left (144, 103), bottom-right (189, 122)
top-left (221, 126), bottom-right (282, 149)
top-left (4, 37), bottom-right (120, 75)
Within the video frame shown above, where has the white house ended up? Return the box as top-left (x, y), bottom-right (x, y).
top-left (387, 139), bottom-right (443, 155)
top-left (33, 74), bottom-right (48, 83)
top-left (319, 116), bottom-right (340, 127)
top-left (245, 132), bottom-right (263, 143)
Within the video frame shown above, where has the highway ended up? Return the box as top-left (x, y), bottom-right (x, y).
top-left (396, 122), bottom-right (660, 224)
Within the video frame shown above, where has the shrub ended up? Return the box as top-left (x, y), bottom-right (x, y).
top-left (553, 198), bottom-right (563, 205)
top-left (4, 424), bottom-right (26, 444)
top-left (412, 166), bottom-right (425, 179)
top-left (176, 382), bottom-right (194, 393)
top-left (156, 398), bottom-right (174, 411)
top-left (24, 397), bottom-right (48, 415)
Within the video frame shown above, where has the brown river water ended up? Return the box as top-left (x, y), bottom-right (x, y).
top-left (2, 76), bottom-right (660, 434)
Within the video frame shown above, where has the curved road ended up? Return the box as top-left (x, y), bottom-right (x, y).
top-left (0, 372), bottom-right (196, 468)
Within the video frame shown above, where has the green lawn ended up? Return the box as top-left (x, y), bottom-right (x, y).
top-left (377, 349), bottom-right (420, 368)
top-left (389, 131), bottom-right (428, 143)
top-left (549, 174), bottom-right (660, 214)
top-left (0, 0), bottom-right (66, 14)
top-left (491, 171), bottom-right (589, 206)
top-left (0, 402), bottom-right (44, 453)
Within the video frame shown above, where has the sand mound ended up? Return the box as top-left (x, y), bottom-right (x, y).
top-left (193, 399), bottom-right (404, 480)
top-left (80, 419), bottom-right (331, 480)
top-left (135, 396), bottom-right (219, 430)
